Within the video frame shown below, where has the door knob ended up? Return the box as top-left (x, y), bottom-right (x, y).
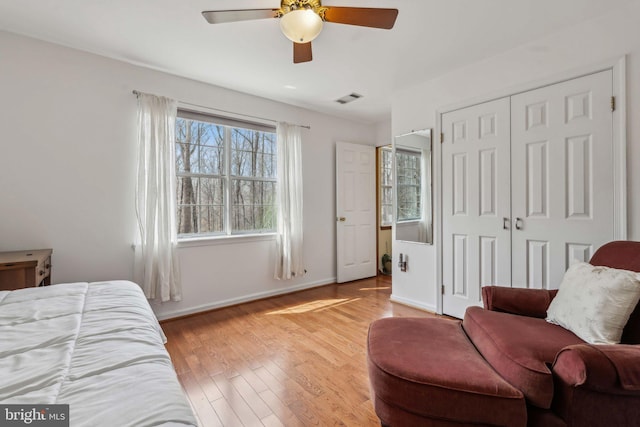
top-left (515, 217), bottom-right (523, 230)
top-left (337, 217), bottom-right (346, 222)
top-left (503, 217), bottom-right (509, 230)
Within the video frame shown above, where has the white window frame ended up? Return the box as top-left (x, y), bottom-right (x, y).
top-left (175, 109), bottom-right (277, 240)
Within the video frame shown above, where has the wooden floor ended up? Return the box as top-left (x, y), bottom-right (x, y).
top-left (162, 275), bottom-right (437, 427)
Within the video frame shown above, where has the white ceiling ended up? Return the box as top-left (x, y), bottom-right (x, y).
top-left (0, 0), bottom-right (629, 123)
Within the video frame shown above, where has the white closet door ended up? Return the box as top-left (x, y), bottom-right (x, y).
top-left (442, 98), bottom-right (511, 319)
top-left (511, 70), bottom-right (613, 289)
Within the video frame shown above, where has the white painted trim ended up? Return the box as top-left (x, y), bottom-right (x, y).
top-left (612, 55), bottom-right (627, 239)
top-left (153, 277), bottom-right (337, 321)
top-left (433, 118), bottom-right (444, 315)
top-left (390, 294), bottom-right (437, 314)
top-left (435, 56), bottom-right (628, 316)
top-left (177, 232), bottom-right (276, 248)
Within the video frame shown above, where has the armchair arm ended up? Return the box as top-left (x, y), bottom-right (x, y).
top-left (482, 286), bottom-right (558, 318)
top-left (553, 344), bottom-right (640, 395)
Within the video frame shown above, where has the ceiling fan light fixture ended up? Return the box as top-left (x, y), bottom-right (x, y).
top-left (279, 9), bottom-right (323, 43)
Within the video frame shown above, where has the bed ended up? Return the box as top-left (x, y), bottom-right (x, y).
top-left (0, 280), bottom-right (197, 427)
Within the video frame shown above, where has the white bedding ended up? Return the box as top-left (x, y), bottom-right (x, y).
top-left (0, 281), bottom-right (197, 427)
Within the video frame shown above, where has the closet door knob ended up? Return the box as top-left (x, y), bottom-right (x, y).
top-left (503, 217), bottom-right (509, 230)
top-left (515, 217), bottom-right (524, 230)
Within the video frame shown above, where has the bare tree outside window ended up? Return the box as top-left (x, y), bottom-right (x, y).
top-left (396, 149), bottom-right (421, 221)
top-left (175, 114), bottom-right (277, 237)
top-left (231, 128), bottom-right (277, 232)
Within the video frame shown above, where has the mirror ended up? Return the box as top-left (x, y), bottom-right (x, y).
top-left (393, 129), bottom-right (433, 244)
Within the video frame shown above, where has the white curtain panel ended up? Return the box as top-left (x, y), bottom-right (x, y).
top-left (274, 122), bottom-right (305, 280)
top-left (135, 93), bottom-right (182, 302)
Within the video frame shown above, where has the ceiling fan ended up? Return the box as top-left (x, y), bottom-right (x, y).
top-left (202, 0), bottom-right (398, 64)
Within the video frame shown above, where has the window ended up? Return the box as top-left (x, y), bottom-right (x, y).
top-left (175, 110), bottom-right (277, 238)
top-left (396, 148), bottom-right (421, 221)
top-left (379, 147), bottom-right (393, 227)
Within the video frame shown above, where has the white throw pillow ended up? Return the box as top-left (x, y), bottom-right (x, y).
top-left (546, 262), bottom-right (640, 344)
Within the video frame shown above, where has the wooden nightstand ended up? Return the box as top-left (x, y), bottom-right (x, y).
top-left (0, 249), bottom-right (52, 291)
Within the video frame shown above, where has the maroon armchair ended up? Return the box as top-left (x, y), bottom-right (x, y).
top-left (476, 241), bottom-right (640, 426)
top-left (367, 241), bottom-right (640, 427)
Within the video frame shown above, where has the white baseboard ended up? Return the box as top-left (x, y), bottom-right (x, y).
top-left (155, 277), bottom-right (337, 321)
top-left (390, 294), bottom-right (437, 314)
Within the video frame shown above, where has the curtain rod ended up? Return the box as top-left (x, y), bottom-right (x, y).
top-left (132, 90), bottom-right (311, 130)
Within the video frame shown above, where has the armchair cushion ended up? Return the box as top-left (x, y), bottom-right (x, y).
top-left (463, 306), bottom-right (584, 408)
top-left (482, 286), bottom-right (557, 318)
top-left (553, 344), bottom-right (640, 394)
top-left (546, 262), bottom-right (640, 344)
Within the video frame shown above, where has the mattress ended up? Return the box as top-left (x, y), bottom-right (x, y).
top-left (0, 280), bottom-right (197, 427)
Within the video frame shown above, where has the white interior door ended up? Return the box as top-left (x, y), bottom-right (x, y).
top-left (442, 98), bottom-right (511, 318)
top-left (511, 70), bottom-right (614, 289)
top-left (336, 142), bottom-right (376, 283)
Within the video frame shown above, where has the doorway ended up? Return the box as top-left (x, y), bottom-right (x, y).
top-left (377, 145), bottom-right (393, 276)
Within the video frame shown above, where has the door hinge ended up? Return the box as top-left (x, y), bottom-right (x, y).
top-left (611, 96), bottom-right (616, 112)
top-left (441, 284), bottom-right (445, 295)
top-left (440, 132), bottom-right (444, 144)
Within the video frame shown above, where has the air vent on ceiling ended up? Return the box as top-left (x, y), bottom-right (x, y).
top-left (335, 93), bottom-right (363, 104)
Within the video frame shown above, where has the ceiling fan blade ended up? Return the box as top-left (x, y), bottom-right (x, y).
top-left (323, 7), bottom-right (398, 29)
top-left (293, 42), bottom-right (312, 64)
top-left (202, 9), bottom-right (277, 24)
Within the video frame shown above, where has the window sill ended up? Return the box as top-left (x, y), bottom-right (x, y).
top-left (178, 233), bottom-right (277, 248)
top-left (396, 220), bottom-right (421, 225)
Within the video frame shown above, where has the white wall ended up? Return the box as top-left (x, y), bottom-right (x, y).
top-left (0, 31), bottom-right (376, 319)
top-left (391, 2), bottom-right (640, 313)
top-left (375, 119), bottom-right (392, 147)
